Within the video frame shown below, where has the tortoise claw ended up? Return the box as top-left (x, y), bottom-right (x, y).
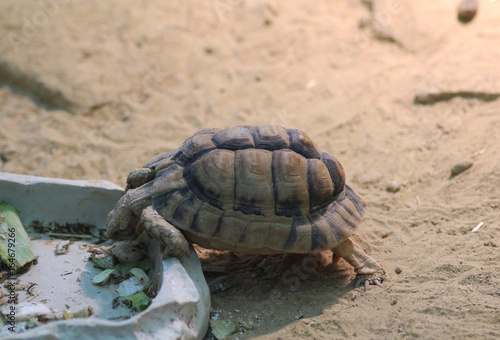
top-left (355, 268), bottom-right (386, 291)
top-left (361, 276), bottom-right (385, 291)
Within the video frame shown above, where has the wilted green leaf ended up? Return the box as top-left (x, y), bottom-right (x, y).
top-left (0, 201), bottom-right (36, 272)
top-left (115, 261), bottom-right (152, 275)
top-left (90, 252), bottom-right (115, 269)
top-left (122, 291), bottom-right (151, 311)
top-left (210, 320), bottom-right (236, 340)
top-left (92, 269), bottom-right (115, 285)
top-left (129, 268), bottom-right (151, 288)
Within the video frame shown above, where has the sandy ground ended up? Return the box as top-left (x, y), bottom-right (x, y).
top-left (0, 0), bottom-right (499, 339)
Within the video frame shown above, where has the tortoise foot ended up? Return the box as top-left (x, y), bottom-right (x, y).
top-left (333, 239), bottom-right (385, 289)
top-left (355, 268), bottom-right (386, 291)
top-left (125, 168), bottom-right (156, 191)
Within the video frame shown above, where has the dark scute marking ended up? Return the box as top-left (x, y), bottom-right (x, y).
top-left (152, 190), bottom-right (176, 212)
top-left (172, 136), bottom-right (216, 165)
top-left (284, 217), bottom-right (298, 250)
top-left (321, 152), bottom-right (345, 196)
top-left (233, 151), bottom-right (237, 214)
top-left (232, 150), bottom-right (264, 215)
top-left (183, 163), bottom-right (223, 210)
top-left (272, 149), bottom-right (309, 217)
top-left (211, 213), bottom-right (225, 237)
top-left (173, 151), bottom-right (191, 165)
top-left (248, 128), bottom-right (258, 145)
top-left (271, 151), bottom-right (279, 215)
top-left (307, 160), bottom-right (317, 208)
top-left (171, 193), bottom-right (196, 224)
top-left (338, 202), bottom-right (358, 229)
top-left (237, 224), bottom-right (248, 243)
top-left (345, 184), bottom-right (366, 217)
top-left (287, 128), bottom-right (321, 159)
top-left (307, 159), bottom-right (333, 213)
top-left (211, 126), bottom-right (255, 150)
top-left (323, 208), bottom-right (351, 242)
top-left (189, 206), bottom-right (203, 234)
top-left (172, 150), bottom-right (189, 164)
top-left (234, 197), bottom-right (262, 215)
top-left (156, 165), bottom-right (180, 180)
top-left (250, 125), bottom-right (289, 151)
top-left (177, 185), bottom-right (191, 196)
top-left (309, 216), bottom-right (329, 251)
top-left (277, 198), bottom-right (303, 218)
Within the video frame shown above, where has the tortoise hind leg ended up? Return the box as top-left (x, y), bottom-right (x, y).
top-left (333, 238), bottom-right (385, 287)
top-left (139, 206), bottom-right (189, 258)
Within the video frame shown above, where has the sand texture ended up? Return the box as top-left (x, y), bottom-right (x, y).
top-left (0, 1), bottom-right (499, 339)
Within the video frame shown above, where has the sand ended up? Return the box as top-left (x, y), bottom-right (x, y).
top-left (0, 0), bottom-right (499, 339)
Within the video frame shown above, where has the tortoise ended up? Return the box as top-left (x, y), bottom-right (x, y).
top-left (106, 124), bottom-right (384, 286)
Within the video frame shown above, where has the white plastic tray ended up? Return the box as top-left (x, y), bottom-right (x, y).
top-left (0, 172), bottom-right (210, 340)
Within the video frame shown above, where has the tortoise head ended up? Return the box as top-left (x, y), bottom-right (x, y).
top-left (106, 201), bottom-right (140, 241)
top-left (106, 184), bottom-right (153, 241)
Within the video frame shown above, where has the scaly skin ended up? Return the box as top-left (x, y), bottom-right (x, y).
top-left (139, 206), bottom-right (189, 258)
top-left (333, 238), bottom-right (385, 288)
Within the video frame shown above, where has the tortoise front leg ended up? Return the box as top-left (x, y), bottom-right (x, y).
top-left (139, 206), bottom-right (189, 258)
top-left (333, 238), bottom-right (385, 288)
top-left (125, 168), bottom-right (155, 191)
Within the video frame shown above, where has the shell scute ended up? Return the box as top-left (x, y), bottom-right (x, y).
top-left (211, 126), bottom-right (254, 150)
top-left (234, 149), bottom-right (274, 216)
top-left (287, 128), bottom-right (322, 159)
top-left (250, 124), bottom-right (290, 150)
top-left (321, 152), bottom-right (346, 196)
top-left (234, 216), bottom-right (270, 252)
top-left (153, 187), bottom-right (190, 221)
top-left (172, 133), bottom-right (216, 165)
top-left (188, 202), bottom-right (224, 238)
top-left (184, 149), bottom-right (235, 210)
top-left (309, 214), bottom-right (338, 250)
top-left (284, 216), bottom-right (312, 252)
top-left (307, 158), bottom-right (334, 212)
top-left (151, 165), bottom-right (186, 197)
top-left (264, 217), bottom-right (293, 252)
top-left (272, 149), bottom-right (309, 217)
top-left (170, 193), bottom-right (203, 231)
top-left (345, 184), bottom-right (367, 216)
top-left (211, 210), bottom-right (248, 246)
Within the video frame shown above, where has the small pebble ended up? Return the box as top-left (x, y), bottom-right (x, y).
top-left (458, 0), bottom-right (478, 23)
top-left (386, 181), bottom-right (401, 193)
top-left (395, 267), bottom-right (402, 274)
top-left (451, 159), bottom-right (473, 176)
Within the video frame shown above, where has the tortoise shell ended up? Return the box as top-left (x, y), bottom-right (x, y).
top-left (138, 125), bottom-right (366, 254)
